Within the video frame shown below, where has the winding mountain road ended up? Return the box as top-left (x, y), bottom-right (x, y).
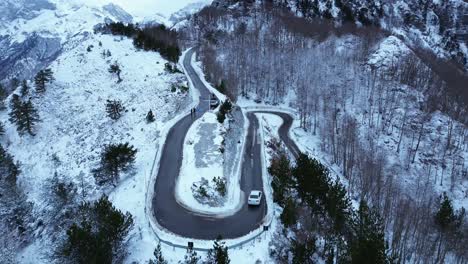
top-left (151, 48), bottom-right (300, 240)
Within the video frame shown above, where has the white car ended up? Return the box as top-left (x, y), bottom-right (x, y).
top-left (248, 190), bottom-right (262, 206)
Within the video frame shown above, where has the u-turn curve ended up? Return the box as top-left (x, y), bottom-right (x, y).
top-left (151, 48), bottom-right (300, 240)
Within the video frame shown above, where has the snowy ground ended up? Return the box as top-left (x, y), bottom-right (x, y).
top-left (176, 111), bottom-right (233, 213)
top-left (6, 32), bottom-right (190, 263)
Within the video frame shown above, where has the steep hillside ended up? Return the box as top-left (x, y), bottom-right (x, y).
top-left (213, 0), bottom-right (468, 68)
top-left (1, 27), bottom-right (190, 264)
top-left (181, 2), bottom-right (468, 263)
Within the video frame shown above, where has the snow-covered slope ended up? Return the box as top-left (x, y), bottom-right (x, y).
top-left (4, 32), bottom-right (190, 262)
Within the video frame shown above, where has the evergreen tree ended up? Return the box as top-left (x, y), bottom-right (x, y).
top-left (94, 143), bottom-right (137, 185)
top-left (0, 144), bottom-right (21, 187)
top-left (0, 122), bottom-right (4, 136)
top-left (291, 237), bottom-right (316, 264)
top-left (280, 197), bottom-right (298, 228)
top-left (293, 154), bottom-right (330, 212)
top-left (108, 62), bottom-right (122, 83)
top-left (206, 236), bottom-right (230, 264)
top-left (0, 83), bottom-right (5, 98)
top-left (146, 109), bottom-right (155, 123)
top-left (435, 192), bottom-right (456, 233)
top-left (182, 244), bottom-right (200, 264)
top-left (8, 94), bottom-right (22, 122)
top-left (216, 100), bottom-right (232, 123)
top-left (0, 83), bottom-right (7, 109)
top-left (20, 99), bottom-right (40, 135)
top-left (348, 200), bottom-right (387, 264)
top-left (106, 99), bottom-right (125, 120)
top-left (63, 195), bottom-right (134, 264)
top-left (50, 173), bottom-right (76, 206)
top-left (268, 153), bottom-right (292, 205)
top-left (149, 242), bottom-right (167, 264)
top-left (34, 68), bottom-right (54, 93)
top-left (434, 192), bottom-right (465, 262)
top-left (325, 179), bottom-right (351, 233)
top-left (20, 80), bottom-right (29, 97)
top-left (9, 97), bottom-right (40, 136)
top-left (0, 145), bottom-right (32, 239)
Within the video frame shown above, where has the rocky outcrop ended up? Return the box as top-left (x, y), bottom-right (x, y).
top-left (103, 3), bottom-right (133, 24)
top-left (0, 0), bottom-right (133, 83)
top-left (0, 0), bottom-right (55, 23)
top-left (0, 34), bottom-right (61, 81)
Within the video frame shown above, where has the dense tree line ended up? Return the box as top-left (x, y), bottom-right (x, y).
top-left (269, 150), bottom-right (467, 263)
top-left (269, 152), bottom-right (387, 263)
top-left (99, 22), bottom-right (181, 62)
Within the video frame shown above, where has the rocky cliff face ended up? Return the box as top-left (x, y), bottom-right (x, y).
top-left (0, 35), bottom-right (61, 82)
top-left (0, 0), bottom-right (56, 23)
top-left (103, 3), bottom-right (134, 23)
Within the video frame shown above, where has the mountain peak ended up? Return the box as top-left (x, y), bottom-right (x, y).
top-left (103, 3), bottom-right (133, 23)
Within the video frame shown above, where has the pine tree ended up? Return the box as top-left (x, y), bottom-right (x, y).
top-left (9, 97), bottom-right (40, 136)
top-left (0, 83), bottom-right (6, 99)
top-left (206, 236), bottom-right (230, 264)
top-left (216, 100), bottom-right (232, 123)
top-left (108, 62), bottom-right (122, 83)
top-left (63, 195), bottom-right (133, 263)
top-left (94, 143), bottom-right (137, 185)
top-left (8, 94), bottom-right (22, 122)
top-left (293, 154), bottom-right (330, 212)
top-left (0, 83), bottom-right (7, 109)
top-left (34, 68), bottom-right (54, 93)
top-left (268, 153), bottom-right (292, 205)
top-left (0, 122), bottom-right (4, 136)
top-left (291, 237), bottom-right (316, 264)
top-left (146, 109), bottom-right (155, 123)
top-left (433, 192), bottom-right (464, 262)
top-left (349, 200), bottom-right (387, 264)
top-left (106, 99), bottom-right (125, 120)
top-left (182, 244), bottom-right (200, 264)
top-left (0, 144), bottom-right (20, 184)
top-left (280, 197), bottom-right (298, 228)
top-left (20, 80), bottom-right (29, 97)
top-left (435, 192), bottom-right (455, 232)
top-left (325, 179), bottom-right (351, 233)
top-left (149, 242), bottom-right (167, 264)
top-left (0, 144), bottom-right (31, 240)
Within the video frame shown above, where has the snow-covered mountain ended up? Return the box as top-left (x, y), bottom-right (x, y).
top-left (0, 0), bottom-right (133, 82)
top-left (169, 0), bottom-right (213, 26)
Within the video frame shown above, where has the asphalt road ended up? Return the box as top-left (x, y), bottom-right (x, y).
top-left (151, 49), bottom-right (300, 239)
